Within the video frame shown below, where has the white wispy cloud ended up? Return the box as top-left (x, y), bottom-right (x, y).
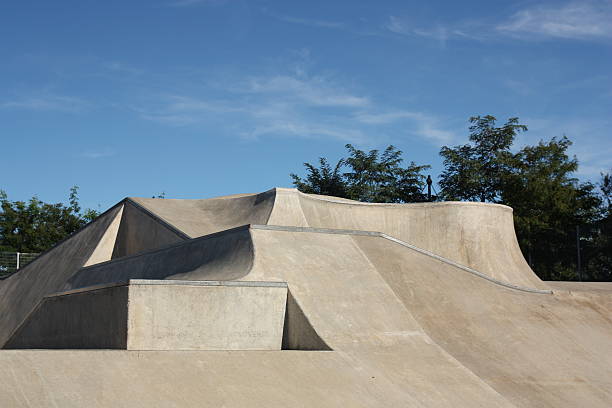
top-left (273, 15), bottom-right (345, 29)
top-left (0, 95), bottom-right (88, 112)
top-left (354, 111), bottom-right (455, 144)
top-left (79, 149), bottom-right (116, 159)
top-left (166, 0), bottom-right (226, 7)
top-left (386, 1), bottom-right (612, 44)
top-left (132, 61), bottom-right (451, 146)
top-left (245, 75), bottom-right (369, 107)
top-left (263, 9), bottom-right (346, 29)
top-left (385, 16), bottom-right (482, 44)
top-left (497, 1), bottom-right (612, 40)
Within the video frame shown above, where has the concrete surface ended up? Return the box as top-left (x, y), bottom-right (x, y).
top-left (0, 204), bottom-right (124, 346)
top-left (1, 187), bottom-right (611, 407)
top-left (7, 280), bottom-right (288, 351)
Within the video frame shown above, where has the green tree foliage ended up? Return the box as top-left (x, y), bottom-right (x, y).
top-left (291, 144), bottom-right (431, 203)
top-left (502, 137), bottom-right (602, 280)
top-left (439, 116), bottom-right (609, 281)
top-left (290, 157), bottom-right (348, 198)
top-left (0, 186), bottom-right (100, 253)
top-left (584, 171), bottom-right (612, 281)
top-left (439, 115), bottom-right (527, 202)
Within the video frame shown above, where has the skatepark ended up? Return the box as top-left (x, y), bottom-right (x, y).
top-left (1, 187), bottom-right (611, 407)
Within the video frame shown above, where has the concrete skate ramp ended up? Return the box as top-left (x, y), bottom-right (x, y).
top-left (111, 200), bottom-right (187, 258)
top-left (1, 189), bottom-right (611, 407)
top-left (351, 233), bottom-right (612, 407)
top-left (0, 205), bottom-right (124, 346)
top-left (0, 226), bottom-right (518, 407)
top-left (297, 192), bottom-right (546, 290)
top-left (129, 189), bottom-right (276, 238)
top-left (66, 226), bottom-right (254, 290)
top-left (129, 188), bottom-right (546, 290)
top-left (7, 280), bottom-right (288, 351)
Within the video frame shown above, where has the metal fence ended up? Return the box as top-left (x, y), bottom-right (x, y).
top-left (0, 252), bottom-right (40, 278)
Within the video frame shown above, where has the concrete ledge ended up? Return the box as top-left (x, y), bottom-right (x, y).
top-left (6, 280), bottom-right (288, 350)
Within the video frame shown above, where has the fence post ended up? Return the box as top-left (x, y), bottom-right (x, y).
top-left (16, 252), bottom-right (20, 270)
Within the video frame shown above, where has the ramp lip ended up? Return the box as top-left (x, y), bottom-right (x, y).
top-left (46, 279), bottom-right (287, 298)
top-left (125, 198), bottom-right (192, 240)
top-left (297, 189), bottom-right (514, 211)
top-left (250, 224), bottom-right (552, 295)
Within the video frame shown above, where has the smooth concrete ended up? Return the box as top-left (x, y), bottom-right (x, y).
top-left (6, 284), bottom-right (129, 349)
top-left (127, 280), bottom-right (287, 350)
top-left (0, 204), bottom-right (124, 346)
top-left (66, 226), bottom-right (254, 290)
top-left (111, 200), bottom-right (187, 258)
top-left (7, 280), bottom-right (288, 351)
top-left (1, 187), bottom-right (611, 407)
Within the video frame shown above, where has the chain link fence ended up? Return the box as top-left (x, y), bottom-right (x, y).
top-left (0, 252), bottom-right (40, 278)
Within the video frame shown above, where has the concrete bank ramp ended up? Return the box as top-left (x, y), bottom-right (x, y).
top-left (1, 188), bottom-right (611, 407)
top-left (131, 188), bottom-right (548, 290)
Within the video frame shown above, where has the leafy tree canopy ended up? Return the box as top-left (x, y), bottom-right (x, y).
top-left (439, 115), bottom-right (527, 202)
top-left (439, 116), bottom-right (609, 281)
top-left (0, 186), bottom-right (99, 253)
top-left (291, 144), bottom-right (431, 203)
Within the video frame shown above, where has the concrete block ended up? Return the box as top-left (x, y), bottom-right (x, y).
top-left (6, 280), bottom-right (288, 350)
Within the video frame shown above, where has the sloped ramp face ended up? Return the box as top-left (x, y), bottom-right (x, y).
top-left (0, 205), bottom-right (124, 347)
top-left (111, 199), bottom-right (187, 259)
top-left (351, 233), bottom-right (612, 408)
top-left (297, 192), bottom-right (547, 290)
top-left (129, 189), bottom-right (276, 238)
top-left (66, 226), bottom-right (254, 290)
top-left (7, 280), bottom-right (288, 351)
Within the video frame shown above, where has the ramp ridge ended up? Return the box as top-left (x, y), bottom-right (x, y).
top-left (125, 198), bottom-right (191, 239)
top-left (251, 224), bottom-right (552, 295)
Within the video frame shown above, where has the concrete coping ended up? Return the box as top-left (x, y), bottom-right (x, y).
top-left (296, 189), bottom-right (514, 211)
top-left (47, 279), bottom-right (288, 299)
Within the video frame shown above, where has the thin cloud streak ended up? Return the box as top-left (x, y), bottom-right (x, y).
top-left (497, 1), bottom-right (612, 40)
top-left (135, 71), bottom-right (451, 146)
top-left (0, 95), bottom-right (88, 112)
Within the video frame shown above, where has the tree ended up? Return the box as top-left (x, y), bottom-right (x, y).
top-left (290, 157), bottom-right (348, 197)
top-left (439, 115), bottom-right (607, 281)
top-left (343, 144), bottom-right (430, 203)
top-left (585, 171), bottom-right (612, 281)
top-left (501, 137), bottom-right (601, 279)
top-left (439, 115), bottom-right (527, 202)
top-left (0, 186), bottom-right (100, 254)
top-left (291, 144), bottom-right (431, 203)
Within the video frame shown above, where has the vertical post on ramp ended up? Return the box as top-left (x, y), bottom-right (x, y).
top-left (576, 226), bottom-right (581, 281)
top-left (16, 252), bottom-right (20, 270)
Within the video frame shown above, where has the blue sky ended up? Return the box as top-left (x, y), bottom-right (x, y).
top-left (1, 0), bottom-right (611, 211)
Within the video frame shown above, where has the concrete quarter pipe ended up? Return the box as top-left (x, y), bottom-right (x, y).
top-left (0, 187), bottom-right (611, 407)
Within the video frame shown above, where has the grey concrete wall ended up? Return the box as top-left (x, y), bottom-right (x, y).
top-left (127, 280), bottom-right (287, 350)
top-left (5, 284), bottom-right (129, 349)
top-left (6, 280), bottom-right (287, 351)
